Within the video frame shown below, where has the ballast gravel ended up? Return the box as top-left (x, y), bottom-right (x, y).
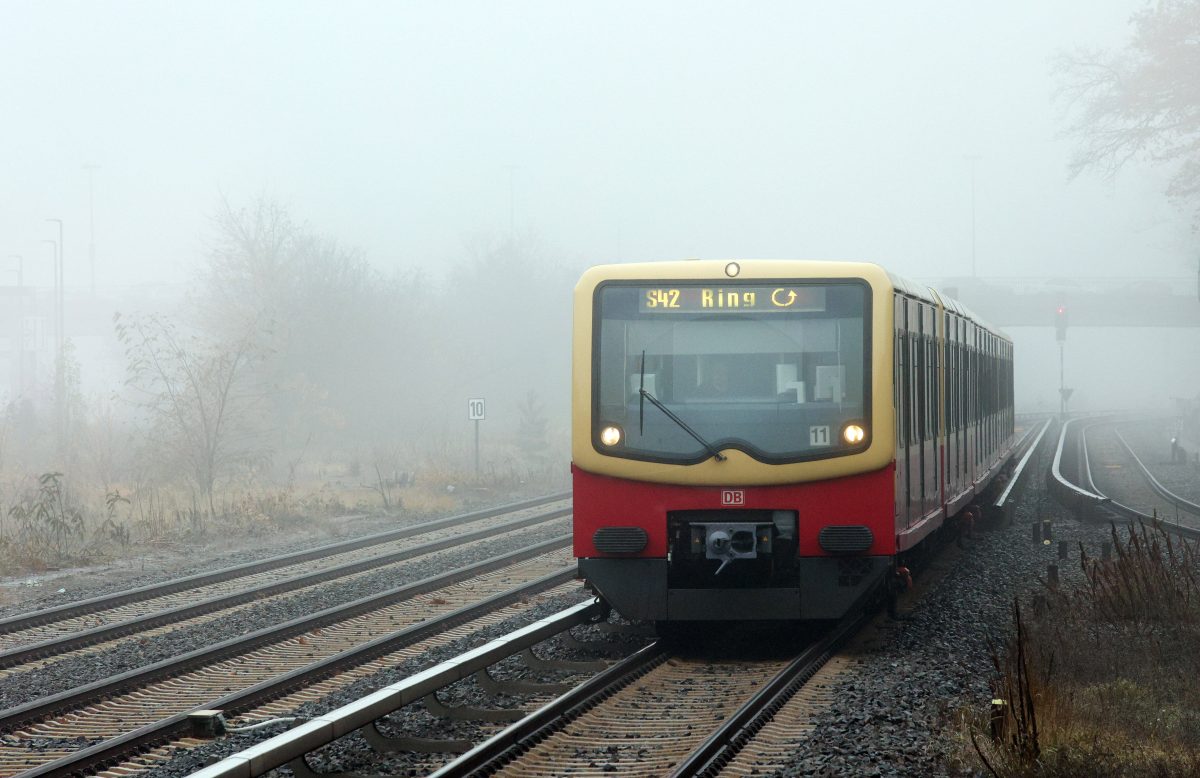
top-left (0, 521), bottom-right (569, 709)
top-left (1124, 423), bottom-right (1200, 505)
top-left (774, 486), bottom-right (1119, 777)
top-left (149, 591), bottom-right (649, 777)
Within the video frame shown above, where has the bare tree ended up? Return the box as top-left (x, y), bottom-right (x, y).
top-left (115, 313), bottom-right (266, 520)
top-left (1056, 1), bottom-right (1200, 224)
top-left (202, 196), bottom-right (431, 452)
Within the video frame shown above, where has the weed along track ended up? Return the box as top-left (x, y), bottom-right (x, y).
top-left (0, 542), bottom-right (573, 778)
top-left (0, 499), bottom-right (570, 676)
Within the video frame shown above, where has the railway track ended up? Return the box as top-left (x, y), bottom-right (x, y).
top-left (194, 607), bottom-right (871, 778)
top-left (436, 611), bottom-right (870, 777)
top-left (0, 497), bottom-right (570, 676)
top-left (0, 538), bottom-right (575, 778)
top-left (1049, 416), bottom-right (1200, 537)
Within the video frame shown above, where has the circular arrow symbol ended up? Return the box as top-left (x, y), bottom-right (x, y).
top-left (771, 288), bottom-right (797, 307)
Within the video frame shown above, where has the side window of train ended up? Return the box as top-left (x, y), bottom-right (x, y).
top-left (932, 325), bottom-right (939, 439)
top-left (895, 326), bottom-right (905, 447)
top-left (911, 330), bottom-right (919, 443)
top-left (946, 316), bottom-right (954, 433)
top-left (898, 295), bottom-right (909, 448)
top-left (961, 320), bottom-right (968, 429)
top-left (927, 334), bottom-right (934, 439)
top-left (909, 307), bottom-right (917, 445)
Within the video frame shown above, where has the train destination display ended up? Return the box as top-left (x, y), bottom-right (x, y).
top-left (639, 285), bottom-right (826, 313)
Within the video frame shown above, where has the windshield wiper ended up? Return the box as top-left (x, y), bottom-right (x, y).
top-left (639, 351), bottom-right (647, 436)
top-left (638, 386), bottom-right (727, 462)
top-left (633, 352), bottom-right (724, 461)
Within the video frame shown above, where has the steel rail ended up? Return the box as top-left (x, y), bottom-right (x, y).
top-left (428, 641), bottom-right (668, 778)
top-left (1080, 421), bottom-right (1100, 494)
top-left (189, 599), bottom-right (615, 778)
top-left (14, 568), bottom-right (582, 778)
top-left (993, 418), bottom-right (1053, 515)
top-left (0, 535), bottom-right (571, 736)
top-left (666, 610), bottom-right (872, 777)
top-left (1048, 417), bottom-right (1109, 512)
top-left (1113, 430), bottom-right (1200, 520)
top-left (0, 506), bottom-right (569, 670)
top-left (1048, 417), bottom-right (1200, 540)
top-left (0, 492), bottom-right (569, 635)
top-left (1079, 421), bottom-right (1160, 523)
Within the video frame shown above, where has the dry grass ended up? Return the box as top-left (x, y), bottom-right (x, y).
top-left (0, 459), bottom-right (564, 578)
top-left (961, 523), bottom-right (1200, 777)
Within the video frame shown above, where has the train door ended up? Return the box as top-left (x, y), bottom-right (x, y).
top-left (958, 317), bottom-right (967, 491)
top-left (908, 297), bottom-right (922, 525)
top-left (915, 300), bottom-right (927, 519)
top-left (932, 304), bottom-right (942, 510)
top-left (945, 311), bottom-right (958, 502)
top-left (988, 334), bottom-right (996, 467)
top-left (894, 293), bottom-right (909, 532)
top-left (988, 333), bottom-right (998, 468)
top-left (965, 320), bottom-right (977, 488)
top-left (923, 303), bottom-right (937, 518)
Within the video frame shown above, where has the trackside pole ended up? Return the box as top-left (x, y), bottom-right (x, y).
top-left (468, 397), bottom-right (486, 478)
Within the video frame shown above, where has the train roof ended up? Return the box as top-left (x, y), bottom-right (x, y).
top-left (886, 269), bottom-right (1007, 341)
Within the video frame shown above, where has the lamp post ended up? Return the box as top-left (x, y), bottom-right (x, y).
top-left (6, 255), bottom-right (23, 395)
top-left (46, 219), bottom-right (63, 356)
top-left (45, 218), bottom-right (65, 454)
top-left (40, 238), bottom-right (59, 353)
top-left (83, 163), bottom-right (99, 296)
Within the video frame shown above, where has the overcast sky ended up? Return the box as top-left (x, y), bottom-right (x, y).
top-left (1, 1), bottom-right (1192, 292)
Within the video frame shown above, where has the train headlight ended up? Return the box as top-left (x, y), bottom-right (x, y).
top-left (842, 423), bottom-right (866, 445)
top-left (599, 425), bottom-right (623, 447)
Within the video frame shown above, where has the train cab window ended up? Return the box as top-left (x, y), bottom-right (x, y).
top-left (593, 280), bottom-right (871, 463)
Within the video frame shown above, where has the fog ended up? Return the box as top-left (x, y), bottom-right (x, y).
top-left (1, 2), bottom-right (1197, 549)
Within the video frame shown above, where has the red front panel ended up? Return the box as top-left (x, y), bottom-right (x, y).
top-left (573, 464), bottom-right (897, 558)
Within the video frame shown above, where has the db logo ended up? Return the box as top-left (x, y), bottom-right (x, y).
top-left (721, 489), bottom-right (745, 506)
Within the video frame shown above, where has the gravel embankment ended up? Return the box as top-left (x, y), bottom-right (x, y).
top-left (776, 488), bottom-right (1115, 777)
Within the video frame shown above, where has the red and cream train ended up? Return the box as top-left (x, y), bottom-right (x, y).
top-left (571, 260), bottom-right (1016, 622)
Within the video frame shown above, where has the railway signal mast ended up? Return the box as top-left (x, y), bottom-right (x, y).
top-left (1055, 305), bottom-right (1072, 416)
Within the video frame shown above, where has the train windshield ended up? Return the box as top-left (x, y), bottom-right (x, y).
top-left (594, 280), bottom-right (870, 463)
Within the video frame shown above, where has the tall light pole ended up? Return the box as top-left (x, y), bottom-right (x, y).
top-left (40, 238), bottom-right (59, 352)
top-left (45, 219), bottom-right (63, 354)
top-left (84, 163), bottom-right (99, 296)
top-left (964, 154), bottom-right (982, 278)
top-left (6, 255), bottom-right (24, 396)
top-left (45, 218), bottom-right (65, 454)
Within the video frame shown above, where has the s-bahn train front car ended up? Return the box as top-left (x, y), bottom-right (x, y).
top-left (571, 259), bottom-right (1015, 623)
